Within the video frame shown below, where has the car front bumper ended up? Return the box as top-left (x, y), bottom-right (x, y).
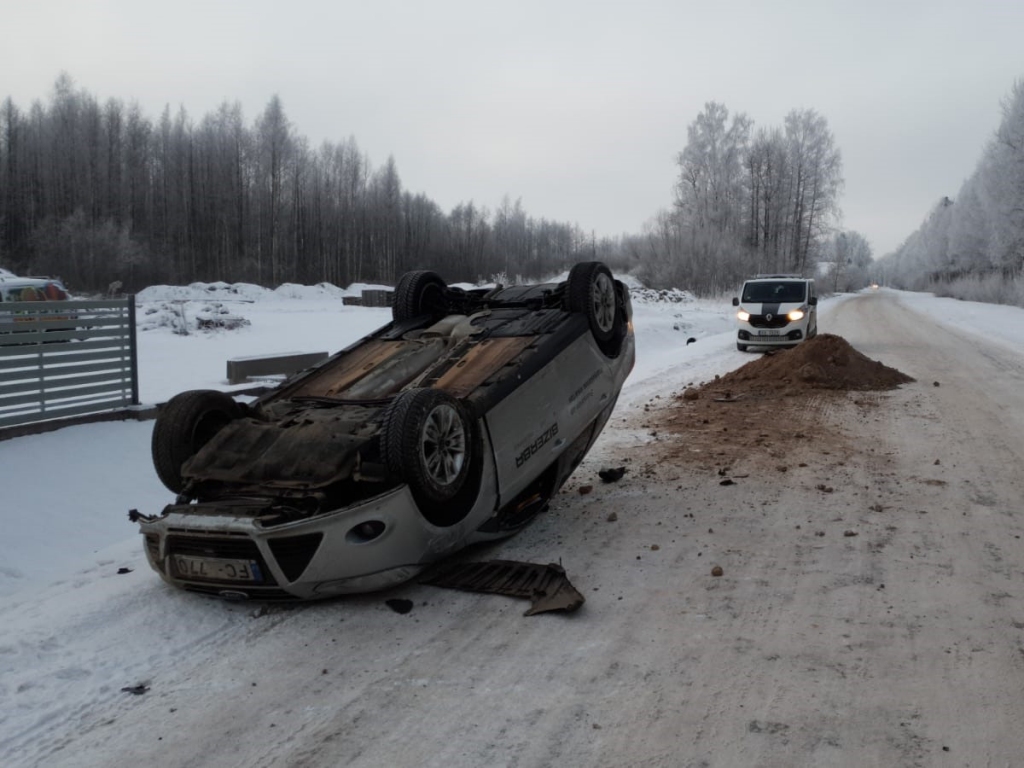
top-left (138, 484), bottom-right (477, 600)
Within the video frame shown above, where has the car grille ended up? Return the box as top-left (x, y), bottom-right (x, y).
top-left (144, 534), bottom-right (163, 572)
top-left (267, 533), bottom-right (324, 582)
top-left (164, 532), bottom-right (324, 585)
top-left (749, 314), bottom-right (790, 329)
top-left (165, 534), bottom-right (279, 586)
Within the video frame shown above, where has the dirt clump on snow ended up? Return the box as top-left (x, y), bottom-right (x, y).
top-left (641, 334), bottom-right (915, 474)
top-left (717, 334), bottom-right (914, 395)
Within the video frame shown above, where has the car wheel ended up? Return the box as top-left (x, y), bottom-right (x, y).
top-left (381, 388), bottom-right (475, 514)
top-left (567, 262), bottom-right (620, 343)
top-left (151, 390), bottom-right (242, 493)
top-left (392, 271), bottom-right (448, 323)
top-left (737, 343), bottom-right (748, 352)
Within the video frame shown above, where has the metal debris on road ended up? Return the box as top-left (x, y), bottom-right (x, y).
top-left (422, 560), bottom-right (585, 616)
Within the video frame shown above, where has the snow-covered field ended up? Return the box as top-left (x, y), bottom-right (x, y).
top-left (1, 282), bottom-right (1022, 767)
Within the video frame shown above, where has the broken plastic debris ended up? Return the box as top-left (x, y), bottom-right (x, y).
top-left (422, 560), bottom-right (585, 616)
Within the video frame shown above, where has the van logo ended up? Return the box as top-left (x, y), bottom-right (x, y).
top-left (766, 313), bottom-right (774, 321)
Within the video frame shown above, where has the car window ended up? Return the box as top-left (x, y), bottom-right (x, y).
top-left (0, 283), bottom-right (66, 302)
top-left (43, 282), bottom-right (68, 300)
top-left (742, 281), bottom-right (807, 303)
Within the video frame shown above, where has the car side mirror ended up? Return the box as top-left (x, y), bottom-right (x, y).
top-left (731, 297), bottom-right (739, 306)
top-left (808, 296), bottom-right (818, 306)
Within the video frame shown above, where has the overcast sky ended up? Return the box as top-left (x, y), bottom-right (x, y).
top-left (5, 0), bottom-right (1023, 258)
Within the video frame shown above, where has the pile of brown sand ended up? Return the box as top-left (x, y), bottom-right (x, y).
top-left (648, 334), bottom-right (915, 473)
top-left (712, 334), bottom-right (914, 395)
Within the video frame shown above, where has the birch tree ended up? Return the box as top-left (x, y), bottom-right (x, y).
top-left (255, 95), bottom-right (292, 285)
top-left (783, 109), bottom-right (843, 273)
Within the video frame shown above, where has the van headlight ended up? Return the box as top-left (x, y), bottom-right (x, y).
top-left (787, 309), bottom-right (805, 321)
top-left (736, 310), bottom-right (751, 322)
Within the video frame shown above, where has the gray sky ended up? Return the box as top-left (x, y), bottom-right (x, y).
top-left (5, 0), bottom-right (1023, 257)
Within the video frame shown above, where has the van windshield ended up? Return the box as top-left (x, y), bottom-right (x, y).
top-left (742, 281), bottom-right (806, 303)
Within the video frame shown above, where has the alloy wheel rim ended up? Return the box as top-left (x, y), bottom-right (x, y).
top-left (592, 272), bottom-right (616, 333)
top-left (421, 403), bottom-right (466, 485)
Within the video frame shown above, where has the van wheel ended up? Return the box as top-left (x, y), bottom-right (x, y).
top-left (152, 390), bottom-right (241, 493)
top-left (381, 388), bottom-right (478, 524)
top-left (392, 271), bottom-right (448, 322)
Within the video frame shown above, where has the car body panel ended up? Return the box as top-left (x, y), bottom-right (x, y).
top-left (144, 429), bottom-right (504, 598)
top-left (136, 267), bottom-right (635, 599)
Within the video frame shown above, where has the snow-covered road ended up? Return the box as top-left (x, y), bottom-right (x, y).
top-left (3, 287), bottom-right (1024, 767)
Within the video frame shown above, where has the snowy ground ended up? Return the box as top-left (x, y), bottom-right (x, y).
top-left (2, 284), bottom-right (1023, 767)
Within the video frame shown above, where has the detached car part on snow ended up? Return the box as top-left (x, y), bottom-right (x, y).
top-left (133, 262), bottom-right (635, 600)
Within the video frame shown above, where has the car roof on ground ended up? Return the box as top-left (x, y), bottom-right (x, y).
top-left (0, 276), bottom-right (64, 286)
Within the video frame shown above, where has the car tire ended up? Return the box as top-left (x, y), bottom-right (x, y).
top-left (392, 270), bottom-right (448, 323)
top-left (151, 390), bottom-right (242, 493)
top-left (381, 388), bottom-right (475, 519)
top-left (567, 261), bottom-right (621, 344)
top-left (737, 343), bottom-right (748, 352)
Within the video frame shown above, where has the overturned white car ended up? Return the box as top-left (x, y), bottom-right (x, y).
top-left (132, 262), bottom-right (635, 600)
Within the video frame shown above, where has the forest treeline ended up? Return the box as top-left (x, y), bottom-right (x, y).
top-left (1, 75), bottom-right (868, 295)
top-left (0, 74), bottom-right (618, 293)
top-left (875, 80), bottom-right (1024, 307)
top-left (621, 101), bottom-right (869, 295)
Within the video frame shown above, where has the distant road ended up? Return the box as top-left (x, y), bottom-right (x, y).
top-left (8, 291), bottom-right (1024, 767)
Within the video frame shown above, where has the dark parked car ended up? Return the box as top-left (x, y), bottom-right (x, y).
top-left (133, 262), bottom-right (636, 600)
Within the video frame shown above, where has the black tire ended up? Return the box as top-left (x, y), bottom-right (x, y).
top-left (152, 390), bottom-right (241, 493)
top-left (381, 388), bottom-right (475, 520)
top-left (737, 343), bottom-right (748, 352)
top-left (566, 262), bottom-right (620, 343)
top-left (392, 271), bottom-right (448, 323)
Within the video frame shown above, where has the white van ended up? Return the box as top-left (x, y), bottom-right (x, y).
top-left (731, 275), bottom-right (817, 352)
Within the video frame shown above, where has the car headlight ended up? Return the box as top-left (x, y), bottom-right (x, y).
top-left (787, 309), bottom-right (805, 321)
top-left (736, 310), bottom-right (751, 322)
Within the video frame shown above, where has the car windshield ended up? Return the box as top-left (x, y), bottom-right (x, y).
top-left (742, 281), bottom-right (806, 303)
top-left (0, 283), bottom-right (67, 302)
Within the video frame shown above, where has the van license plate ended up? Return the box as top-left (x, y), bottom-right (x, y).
top-left (172, 555), bottom-right (262, 583)
top-left (757, 330), bottom-right (780, 336)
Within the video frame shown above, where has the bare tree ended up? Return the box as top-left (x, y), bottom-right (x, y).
top-left (783, 109), bottom-right (843, 274)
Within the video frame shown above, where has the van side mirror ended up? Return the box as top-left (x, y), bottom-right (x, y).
top-left (731, 297), bottom-right (739, 306)
top-left (808, 296), bottom-right (818, 306)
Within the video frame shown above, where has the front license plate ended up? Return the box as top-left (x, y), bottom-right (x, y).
top-left (757, 330), bottom-right (781, 336)
top-left (172, 555), bottom-right (263, 583)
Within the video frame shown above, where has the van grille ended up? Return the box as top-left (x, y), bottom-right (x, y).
top-left (749, 314), bottom-right (790, 329)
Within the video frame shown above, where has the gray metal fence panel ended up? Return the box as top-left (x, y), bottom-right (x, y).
top-left (0, 297), bottom-right (139, 428)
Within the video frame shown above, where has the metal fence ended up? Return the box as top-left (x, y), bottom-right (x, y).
top-left (0, 297), bottom-right (139, 429)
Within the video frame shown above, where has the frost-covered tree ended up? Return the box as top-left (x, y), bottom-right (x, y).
top-left (823, 230), bottom-right (872, 292)
top-left (876, 79), bottom-right (1024, 306)
top-left (783, 109), bottom-right (843, 274)
top-left (675, 102), bottom-right (752, 237)
top-left (982, 79), bottom-right (1024, 276)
